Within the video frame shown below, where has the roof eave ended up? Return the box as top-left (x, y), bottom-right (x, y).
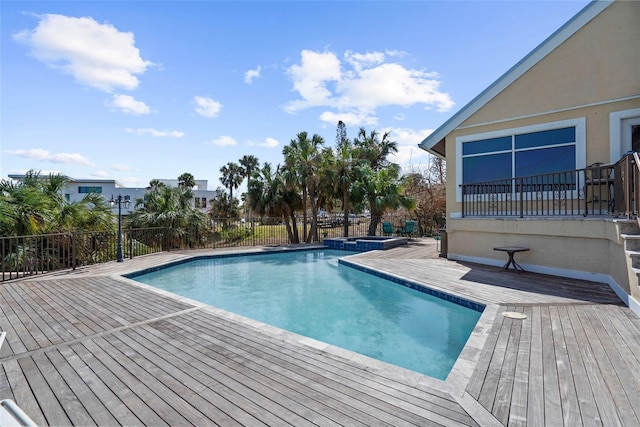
top-left (417, 0), bottom-right (612, 153)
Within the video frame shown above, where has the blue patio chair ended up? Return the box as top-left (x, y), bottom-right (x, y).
top-left (399, 220), bottom-right (418, 237)
top-left (382, 222), bottom-right (394, 236)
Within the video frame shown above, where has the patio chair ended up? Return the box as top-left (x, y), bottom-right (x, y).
top-left (584, 162), bottom-right (614, 214)
top-left (382, 222), bottom-right (394, 236)
top-left (399, 220), bottom-right (418, 237)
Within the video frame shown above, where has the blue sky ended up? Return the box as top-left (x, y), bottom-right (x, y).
top-left (1, 0), bottom-right (591, 191)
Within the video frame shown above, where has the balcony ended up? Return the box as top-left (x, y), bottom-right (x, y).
top-left (460, 152), bottom-right (640, 220)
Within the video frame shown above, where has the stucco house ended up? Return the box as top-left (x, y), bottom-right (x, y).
top-left (418, 0), bottom-right (640, 314)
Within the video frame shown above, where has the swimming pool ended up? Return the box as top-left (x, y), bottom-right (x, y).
top-left (128, 249), bottom-right (483, 380)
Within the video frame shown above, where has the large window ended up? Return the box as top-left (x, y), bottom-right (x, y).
top-left (455, 118), bottom-right (586, 203)
top-left (462, 126), bottom-right (576, 185)
top-left (78, 186), bottom-right (102, 194)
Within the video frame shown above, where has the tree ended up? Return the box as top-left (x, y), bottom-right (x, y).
top-left (249, 162), bottom-right (301, 243)
top-left (334, 121), bottom-right (354, 237)
top-left (0, 170), bottom-right (113, 236)
top-left (219, 162), bottom-right (244, 201)
top-left (207, 187), bottom-right (240, 221)
top-left (352, 163), bottom-right (416, 235)
top-left (353, 127), bottom-right (398, 171)
top-left (239, 154), bottom-right (259, 220)
top-left (404, 156), bottom-right (446, 234)
top-left (147, 179), bottom-right (166, 190)
top-left (128, 184), bottom-right (208, 249)
top-left (282, 131), bottom-right (326, 242)
top-left (177, 172), bottom-right (196, 189)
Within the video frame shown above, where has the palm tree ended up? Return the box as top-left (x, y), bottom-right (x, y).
top-left (128, 185), bottom-right (207, 249)
top-left (147, 179), bottom-right (166, 190)
top-left (55, 192), bottom-right (113, 232)
top-left (282, 131), bottom-right (325, 242)
top-left (219, 162), bottom-right (243, 201)
top-left (353, 127), bottom-right (398, 171)
top-left (250, 162), bottom-right (302, 243)
top-left (334, 121), bottom-right (354, 237)
top-left (0, 170), bottom-right (100, 236)
top-left (177, 172), bottom-right (196, 189)
top-left (352, 163), bottom-right (416, 235)
top-left (239, 155), bottom-right (259, 223)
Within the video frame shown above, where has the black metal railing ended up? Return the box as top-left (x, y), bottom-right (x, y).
top-left (1, 214), bottom-right (426, 281)
top-left (460, 153), bottom-right (638, 219)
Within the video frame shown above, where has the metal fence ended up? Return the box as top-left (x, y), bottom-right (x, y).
top-left (0, 214), bottom-right (425, 282)
top-left (460, 153), bottom-right (639, 219)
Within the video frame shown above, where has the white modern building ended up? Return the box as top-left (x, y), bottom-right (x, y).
top-left (7, 174), bottom-right (217, 214)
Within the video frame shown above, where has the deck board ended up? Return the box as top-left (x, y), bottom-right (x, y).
top-left (1, 240), bottom-right (639, 426)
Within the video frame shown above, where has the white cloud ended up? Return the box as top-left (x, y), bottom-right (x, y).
top-left (244, 66), bottom-right (261, 84)
top-left (110, 164), bottom-right (132, 171)
top-left (194, 96), bottom-right (222, 118)
top-left (6, 148), bottom-right (94, 166)
top-left (285, 50), bottom-right (341, 112)
top-left (381, 127), bottom-right (434, 166)
top-left (111, 94), bottom-right (150, 115)
top-left (13, 14), bottom-right (153, 92)
top-left (285, 49), bottom-right (454, 125)
top-left (258, 137), bottom-right (279, 148)
top-left (209, 136), bottom-right (236, 146)
top-left (344, 50), bottom-right (385, 72)
top-left (91, 170), bottom-right (109, 177)
top-left (319, 111), bottom-right (378, 127)
top-left (125, 128), bottom-right (183, 137)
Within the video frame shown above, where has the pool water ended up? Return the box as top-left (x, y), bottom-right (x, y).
top-left (130, 249), bottom-right (482, 380)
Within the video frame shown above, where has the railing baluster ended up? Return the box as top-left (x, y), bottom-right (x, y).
top-left (460, 153), bottom-right (638, 219)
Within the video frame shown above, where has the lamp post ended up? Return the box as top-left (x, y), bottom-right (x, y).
top-left (110, 195), bottom-right (131, 262)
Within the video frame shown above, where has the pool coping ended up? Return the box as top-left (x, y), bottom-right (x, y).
top-left (117, 246), bottom-right (496, 405)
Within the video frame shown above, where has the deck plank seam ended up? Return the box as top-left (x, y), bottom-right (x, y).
top-left (0, 306), bottom-right (201, 364)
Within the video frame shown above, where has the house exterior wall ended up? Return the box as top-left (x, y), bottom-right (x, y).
top-left (61, 179), bottom-right (216, 214)
top-left (463, 1), bottom-right (639, 126)
top-left (445, 218), bottom-right (634, 300)
top-left (445, 98), bottom-right (640, 213)
top-left (444, 0), bottom-right (640, 215)
top-left (436, 1), bottom-right (640, 309)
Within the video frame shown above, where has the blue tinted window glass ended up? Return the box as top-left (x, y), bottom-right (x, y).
top-left (462, 136), bottom-right (512, 155)
top-left (78, 186), bottom-right (103, 194)
top-left (515, 145), bottom-right (575, 177)
top-left (515, 127), bottom-right (575, 149)
top-left (463, 153), bottom-right (512, 184)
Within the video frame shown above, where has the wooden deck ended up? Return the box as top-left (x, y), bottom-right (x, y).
top-left (1, 240), bottom-right (639, 426)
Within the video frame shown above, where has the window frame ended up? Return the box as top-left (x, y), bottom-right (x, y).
top-left (455, 118), bottom-right (586, 202)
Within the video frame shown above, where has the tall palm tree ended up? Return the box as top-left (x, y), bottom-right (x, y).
top-left (147, 179), bottom-right (166, 190)
top-left (239, 155), bottom-right (259, 222)
top-left (282, 131), bottom-right (325, 242)
top-left (219, 162), bottom-right (244, 201)
top-left (177, 172), bottom-right (196, 189)
top-left (334, 121), bottom-right (354, 237)
top-left (353, 127), bottom-right (398, 171)
top-left (249, 162), bottom-right (301, 243)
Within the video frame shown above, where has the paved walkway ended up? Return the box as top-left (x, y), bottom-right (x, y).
top-left (1, 240), bottom-right (638, 426)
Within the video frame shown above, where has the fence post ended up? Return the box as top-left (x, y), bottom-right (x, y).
top-left (72, 232), bottom-right (76, 270)
top-left (519, 177), bottom-right (524, 218)
top-left (129, 229), bottom-right (134, 259)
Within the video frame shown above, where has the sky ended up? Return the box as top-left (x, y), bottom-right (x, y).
top-left (1, 0), bottom-right (591, 191)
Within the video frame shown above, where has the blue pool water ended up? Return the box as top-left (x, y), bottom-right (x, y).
top-left (130, 249), bottom-right (482, 379)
